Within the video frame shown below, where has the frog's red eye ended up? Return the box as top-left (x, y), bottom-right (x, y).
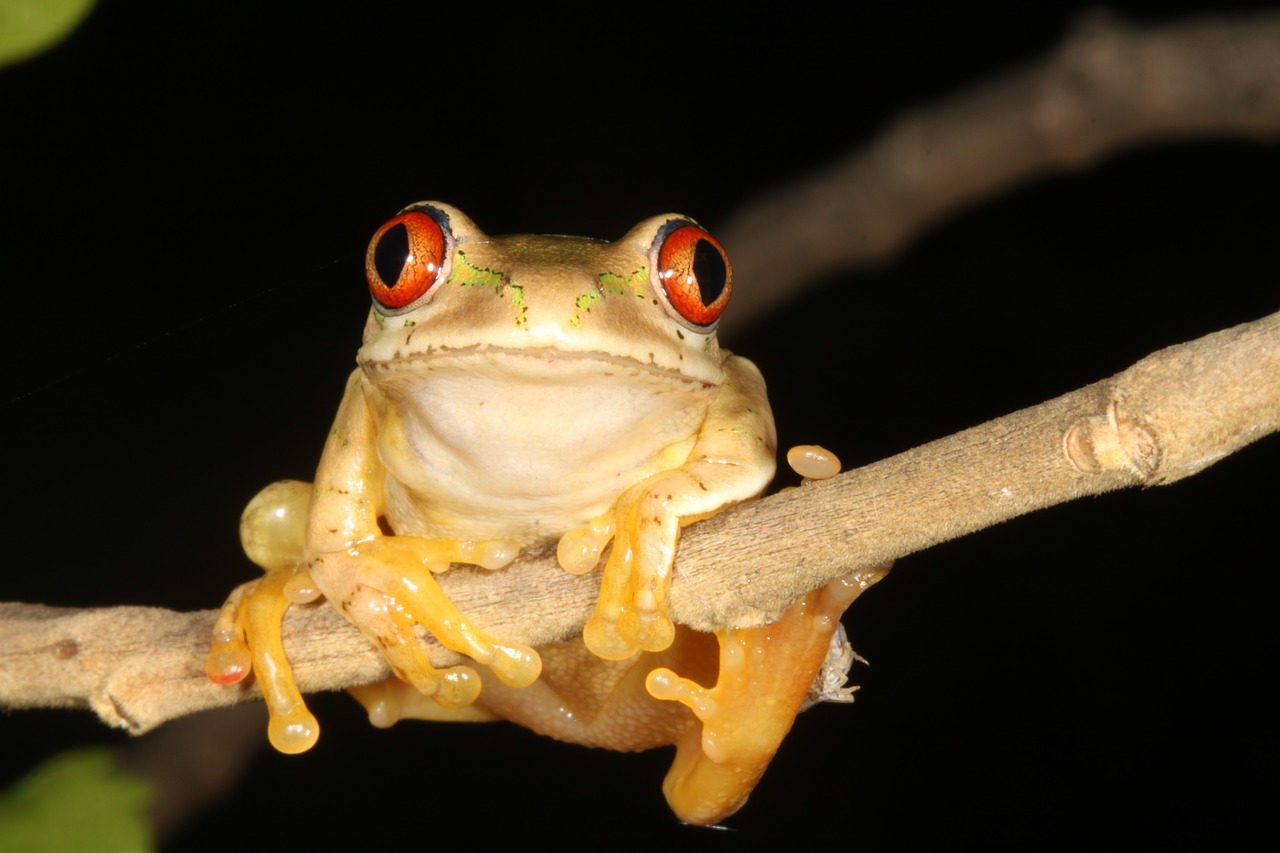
top-left (366, 209), bottom-right (448, 310)
top-left (654, 223), bottom-right (732, 329)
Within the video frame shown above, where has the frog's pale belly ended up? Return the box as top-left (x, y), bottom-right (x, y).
top-left (371, 351), bottom-right (719, 543)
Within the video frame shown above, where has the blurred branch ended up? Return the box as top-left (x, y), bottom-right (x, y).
top-left (2, 310), bottom-right (1276, 734)
top-left (717, 9), bottom-right (1280, 337)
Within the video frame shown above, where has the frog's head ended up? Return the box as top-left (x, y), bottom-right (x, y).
top-left (356, 202), bottom-right (733, 387)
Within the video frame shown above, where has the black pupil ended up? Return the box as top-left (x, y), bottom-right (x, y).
top-left (374, 223), bottom-right (410, 288)
top-left (692, 239), bottom-right (726, 306)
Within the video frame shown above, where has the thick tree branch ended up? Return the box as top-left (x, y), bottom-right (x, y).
top-left (716, 9), bottom-right (1280, 337)
top-left (2, 311), bottom-right (1276, 735)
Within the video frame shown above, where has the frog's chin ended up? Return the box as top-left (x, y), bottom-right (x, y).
top-left (358, 345), bottom-right (723, 388)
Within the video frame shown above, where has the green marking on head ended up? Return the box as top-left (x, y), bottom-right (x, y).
top-left (599, 267), bottom-right (648, 298)
top-left (509, 283), bottom-right (528, 326)
top-left (451, 251), bottom-right (505, 292)
top-left (450, 251), bottom-right (528, 325)
top-left (569, 290), bottom-right (602, 328)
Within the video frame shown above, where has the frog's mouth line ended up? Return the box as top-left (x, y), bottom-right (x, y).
top-left (359, 346), bottom-right (719, 387)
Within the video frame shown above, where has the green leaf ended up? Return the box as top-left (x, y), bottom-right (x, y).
top-left (0, 747), bottom-right (154, 853)
top-left (0, 0), bottom-right (97, 68)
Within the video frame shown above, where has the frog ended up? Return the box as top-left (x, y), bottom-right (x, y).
top-left (207, 202), bottom-right (877, 824)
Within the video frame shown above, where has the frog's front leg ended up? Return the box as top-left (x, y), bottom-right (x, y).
top-left (209, 372), bottom-right (540, 752)
top-left (304, 373), bottom-right (540, 700)
top-left (645, 570), bottom-right (885, 825)
top-left (208, 501), bottom-right (533, 754)
top-left (561, 355), bottom-right (776, 660)
top-left (306, 535), bottom-right (541, 706)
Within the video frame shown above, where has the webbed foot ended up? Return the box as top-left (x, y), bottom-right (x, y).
top-left (645, 571), bottom-right (885, 825)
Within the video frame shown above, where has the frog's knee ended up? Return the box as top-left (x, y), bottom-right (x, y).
top-left (240, 480), bottom-right (312, 571)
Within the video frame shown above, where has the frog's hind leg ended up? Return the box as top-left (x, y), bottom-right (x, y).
top-left (207, 480), bottom-right (321, 755)
top-left (645, 570), bottom-right (886, 825)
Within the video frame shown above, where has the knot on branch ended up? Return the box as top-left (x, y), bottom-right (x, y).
top-left (1063, 401), bottom-right (1161, 481)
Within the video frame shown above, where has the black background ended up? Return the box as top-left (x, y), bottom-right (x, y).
top-left (3, 1), bottom-right (1276, 847)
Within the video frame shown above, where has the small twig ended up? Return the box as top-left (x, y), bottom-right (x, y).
top-left (716, 10), bottom-right (1280, 337)
top-left (2, 311), bottom-right (1275, 735)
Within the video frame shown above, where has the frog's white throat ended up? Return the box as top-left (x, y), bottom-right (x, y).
top-left (363, 348), bottom-right (720, 542)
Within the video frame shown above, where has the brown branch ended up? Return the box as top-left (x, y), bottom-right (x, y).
top-left (2, 310), bottom-right (1276, 736)
top-left (716, 9), bottom-right (1280, 338)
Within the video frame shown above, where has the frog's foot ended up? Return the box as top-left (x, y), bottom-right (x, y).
top-left (571, 475), bottom-right (696, 661)
top-left (313, 536), bottom-right (541, 708)
top-left (207, 569), bottom-right (320, 755)
top-left (644, 573), bottom-right (880, 825)
top-left (207, 480), bottom-right (322, 754)
top-left (349, 677), bottom-right (500, 727)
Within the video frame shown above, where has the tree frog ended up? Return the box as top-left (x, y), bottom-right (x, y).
top-left (207, 202), bottom-right (873, 824)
